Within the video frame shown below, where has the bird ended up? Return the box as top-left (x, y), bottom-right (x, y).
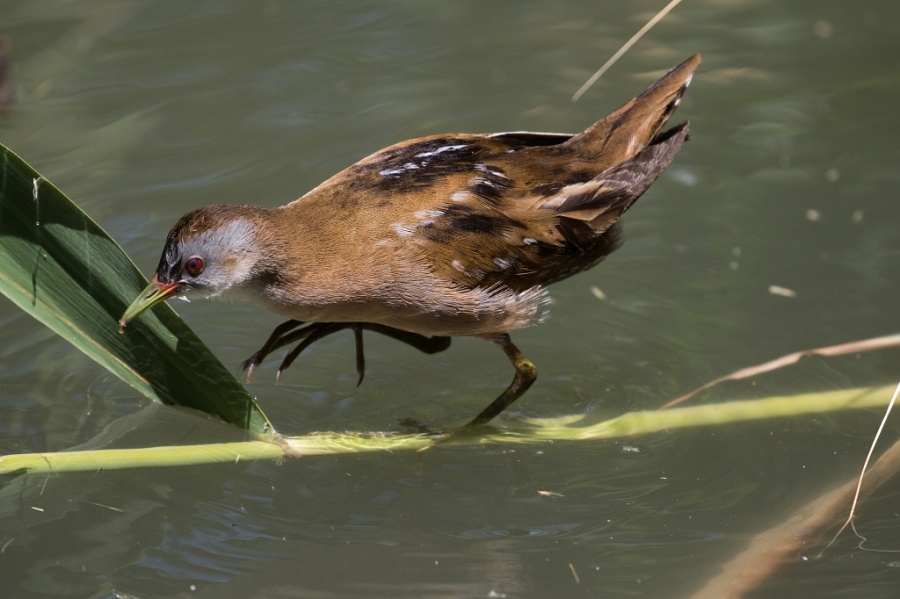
top-left (119, 53), bottom-right (701, 427)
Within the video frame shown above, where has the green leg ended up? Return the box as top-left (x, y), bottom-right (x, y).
top-left (465, 334), bottom-right (537, 427)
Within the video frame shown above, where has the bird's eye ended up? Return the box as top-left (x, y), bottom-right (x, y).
top-left (184, 256), bottom-right (205, 277)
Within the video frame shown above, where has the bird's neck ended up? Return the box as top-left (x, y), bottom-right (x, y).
top-left (238, 202), bottom-right (390, 321)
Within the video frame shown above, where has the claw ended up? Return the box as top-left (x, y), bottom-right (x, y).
top-left (244, 361), bottom-right (258, 383)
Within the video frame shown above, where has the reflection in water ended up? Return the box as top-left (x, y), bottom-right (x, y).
top-left (130, 497), bottom-right (282, 583)
top-left (0, 37), bottom-right (15, 113)
top-left (2, 1), bottom-right (900, 598)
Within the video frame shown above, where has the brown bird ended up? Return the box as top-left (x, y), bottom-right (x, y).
top-left (120, 53), bottom-right (700, 427)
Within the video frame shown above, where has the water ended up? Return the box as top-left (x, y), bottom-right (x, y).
top-left (2, 1), bottom-right (900, 597)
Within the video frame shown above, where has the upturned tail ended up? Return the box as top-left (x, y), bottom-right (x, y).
top-left (565, 53), bottom-right (701, 162)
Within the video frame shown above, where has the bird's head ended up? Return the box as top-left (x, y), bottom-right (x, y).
top-left (118, 204), bottom-right (268, 331)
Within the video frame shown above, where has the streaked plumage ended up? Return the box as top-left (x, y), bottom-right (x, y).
top-left (120, 54), bottom-right (701, 427)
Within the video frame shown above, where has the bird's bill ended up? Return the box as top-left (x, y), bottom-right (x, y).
top-left (118, 276), bottom-right (180, 333)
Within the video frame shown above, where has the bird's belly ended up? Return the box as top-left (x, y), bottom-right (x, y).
top-left (255, 282), bottom-right (550, 338)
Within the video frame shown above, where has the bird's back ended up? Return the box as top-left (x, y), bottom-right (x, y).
top-left (273, 54), bottom-right (700, 334)
top-left (294, 54), bottom-right (698, 292)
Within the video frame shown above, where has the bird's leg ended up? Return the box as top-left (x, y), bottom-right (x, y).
top-left (277, 322), bottom-right (448, 382)
top-left (352, 324), bottom-right (365, 386)
top-left (464, 334), bottom-right (536, 427)
top-left (245, 321), bottom-right (367, 382)
top-left (276, 323), bottom-right (347, 382)
top-left (244, 320), bottom-right (453, 384)
top-left (358, 323), bottom-right (451, 355)
top-left (242, 319), bottom-right (305, 380)
top-left (351, 323), bottom-right (451, 387)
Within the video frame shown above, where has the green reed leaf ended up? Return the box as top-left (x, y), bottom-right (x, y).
top-left (0, 143), bottom-right (273, 435)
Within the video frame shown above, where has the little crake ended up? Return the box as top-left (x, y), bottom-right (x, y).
top-left (120, 54), bottom-right (701, 427)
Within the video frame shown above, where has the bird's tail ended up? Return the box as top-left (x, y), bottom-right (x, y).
top-left (565, 53), bottom-right (701, 162)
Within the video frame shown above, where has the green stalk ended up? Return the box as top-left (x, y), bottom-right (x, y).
top-left (0, 143), bottom-right (272, 434)
top-left (2, 385), bottom-right (891, 475)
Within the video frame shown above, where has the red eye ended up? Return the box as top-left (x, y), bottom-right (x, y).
top-left (184, 256), bottom-right (205, 277)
